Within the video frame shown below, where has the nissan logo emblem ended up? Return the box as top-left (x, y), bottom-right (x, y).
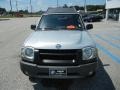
top-left (56, 44), bottom-right (61, 49)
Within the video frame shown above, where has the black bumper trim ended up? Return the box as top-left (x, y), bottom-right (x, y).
top-left (20, 60), bottom-right (98, 79)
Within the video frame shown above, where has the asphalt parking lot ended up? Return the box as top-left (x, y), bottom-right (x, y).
top-left (0, 17), bottom-right (120, 90)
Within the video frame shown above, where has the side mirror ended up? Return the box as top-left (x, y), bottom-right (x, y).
top-left (31, 25), bottom-right (36, 30)
top-left (86, 24), bottom-right (93, 30)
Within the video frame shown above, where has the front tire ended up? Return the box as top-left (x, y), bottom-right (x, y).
top-left (29, 77), bottom-right (38, 82)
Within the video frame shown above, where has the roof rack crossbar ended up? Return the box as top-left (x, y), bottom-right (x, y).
top-left (46, 7), bottom-right (77, 14)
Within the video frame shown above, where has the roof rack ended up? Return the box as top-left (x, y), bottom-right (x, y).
top-left (46, 7), bottom-right (77, 14)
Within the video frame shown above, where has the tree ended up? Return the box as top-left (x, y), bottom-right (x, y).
top-left (0, 7), bottom-right (6, 16)
top-left (87, 5), bottom-right (105, 11)
top-left (69, 5), bottom-right (105, 11)
top-left (74, 6), bottom-right (84, 11)
top-left (63, 4), bottom-right (68, 8)
top-left (18, 10), bottom-right (28, 14)
top-left (35, 10), bottom-right (44, 15)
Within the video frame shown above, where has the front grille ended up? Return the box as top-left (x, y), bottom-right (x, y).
top-left (34, 49), bottom-right (82, 66)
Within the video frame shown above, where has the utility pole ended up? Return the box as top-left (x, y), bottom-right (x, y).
top-left (16, 0), bottom-right (18, 12)
top-left (26, 6), bottom-right (28, 12)
top-left (10, 0), bottom-right (12, 12)
top-left (30, 0), bottom-right (32, 13)
top-left (57, 0), bottom-right (59, 7)
top-left (84, 0), bottom-right (87, 13)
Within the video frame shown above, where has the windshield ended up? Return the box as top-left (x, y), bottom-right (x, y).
top-left (37, 14), bottom-right (83, 30)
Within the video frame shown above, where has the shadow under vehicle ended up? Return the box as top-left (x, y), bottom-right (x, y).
top-left (32, 58), bottom-right (115, 90)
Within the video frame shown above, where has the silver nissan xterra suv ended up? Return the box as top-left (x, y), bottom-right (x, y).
top-left (20, 7), bottom-right (98, 80)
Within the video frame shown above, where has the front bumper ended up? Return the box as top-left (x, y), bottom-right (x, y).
top-left (20, 60), bottom-right (98, 79)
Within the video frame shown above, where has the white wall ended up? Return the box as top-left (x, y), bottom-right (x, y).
top-left (106, 0), bottom-right (120, 9)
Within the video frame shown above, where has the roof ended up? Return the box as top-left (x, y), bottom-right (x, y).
top-left (45, 7), bottom-right (77, 14)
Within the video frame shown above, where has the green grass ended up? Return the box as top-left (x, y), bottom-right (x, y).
top-left (0, 16), bottom-right (16, 18)
top-left (0, 15), bottom-right (41, 18)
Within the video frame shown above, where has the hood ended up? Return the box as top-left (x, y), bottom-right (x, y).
top-left (24, 30), bottom-right (95, 49)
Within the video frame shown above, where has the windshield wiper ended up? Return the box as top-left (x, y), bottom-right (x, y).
top-left (44, 27), bottom-right (57, 30)
top-left (37, 27), bottom-right (82, 31)
top-left (37, 27), bottom-right (57, 30)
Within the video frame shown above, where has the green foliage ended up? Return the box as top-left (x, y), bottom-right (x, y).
top-left (87, 5), bottom-right (105, 11)
top-left (19, 10), bottom-right (28, 14)
top-left (70, 5), bottom-right (105, 11)
top-left (0, 7), bottom-right (6, 15)
top-left (63, 4), bottom-right (68, 8)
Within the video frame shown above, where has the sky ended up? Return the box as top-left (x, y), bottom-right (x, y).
top-left (0, 0), bottom-right (105, 12)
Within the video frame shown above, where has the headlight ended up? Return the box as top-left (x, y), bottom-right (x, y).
top-left (21, 47), bottom-right (34, 61)
top-left (82, 47), bottom-right (97, 60)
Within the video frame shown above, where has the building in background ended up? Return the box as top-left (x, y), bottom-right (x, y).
top-left (106, 0), bottom-right (120, 21)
